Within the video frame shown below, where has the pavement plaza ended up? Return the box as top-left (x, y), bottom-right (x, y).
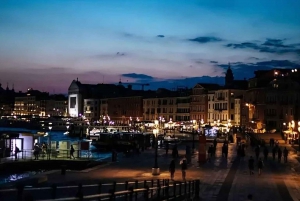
top-left (1, 141), bottom-right (299, 201)
top-left (39, 142), bottom-right (300, 201)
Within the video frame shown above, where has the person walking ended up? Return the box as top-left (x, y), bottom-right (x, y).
top-left (224, 144), bottom-right (228, 159)
top-left (208, 145), bottom-right (214, 162)
top-left (213, 138), bottom-right (217, 149)
top-left (165, 143), bottom-right (169, 155)
top-left (172, 145), bottom-right (179, 159)
top-left (255, 146), bottom-right (260, 160)
top-left (180, 156), bottom-right (187, 181)
top-left (277, 147), bottom-right (282, 163)
top-left (283, 147), bottom-right (288, 163)
top-left (272, 147), bottom-right (277, 160)
top-left (14, 146), bottom-right (20, 161)
top-left (70, 145), bottom-right (75, 159)
top-left (257, 158), bottom-right (264, 175)
top-left (263, 146), bottom-right (269, 161)
top-left (169, 159), bottom-right (176, 180)
top-left (248, 156), bottom-right (254, 175)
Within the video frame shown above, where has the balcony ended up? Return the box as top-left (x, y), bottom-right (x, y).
top-left (214, 108), bottom-right (224, 112)
top-left (217, 97), bottom-right (225, 101)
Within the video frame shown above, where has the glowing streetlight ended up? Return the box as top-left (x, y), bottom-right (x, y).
top-left (152, 128), bottom-right (160, 175)
top-left (48, 122), bottom-right (52, 147)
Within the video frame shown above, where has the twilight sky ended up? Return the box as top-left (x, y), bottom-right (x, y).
top-left (0, 0), bottom-right (300, 93)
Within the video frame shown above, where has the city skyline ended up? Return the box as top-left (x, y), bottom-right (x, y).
top-left (0, 0), bottom-right (300, 93)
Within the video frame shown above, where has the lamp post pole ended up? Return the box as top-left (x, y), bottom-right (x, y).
top-left (152, 120), bottom-right (160, 176)
top-left (48, 122), bottom-right (52, 146)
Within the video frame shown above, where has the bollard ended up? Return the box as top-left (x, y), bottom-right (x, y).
top-left (188, 181), bottom-right (191, 198)
top-left (51, 184), bottom-right (57, 199)
top-left (76, 183), bottom-right (83, 201)
top-left (151, 179), bottom-right (154, 198)
top-left (129, 186), bottom-right (134, 201)
top-left (144, 185), bottom-right (149, 201)
top-left (179, 182), bottom-right (182, 198)
top-left (109, 189), bottom-right (115, 201)
top-left (194, 179), bottom-right (200, 199)
top-left (162, 179), bottom-right (165, 197)
top-left (134, 180), bottom-right (139, 201)
top-left (157, 182), bottom-right (161, 200)
top-left (125, 181), bottom-right (129, 200)
top-left (98, 182), bottom-right (102, 201)
top-left (166, 179), bottom-right (170, 200)
top-left (112, 181), bottom-right (116, 192)
top-left (173, 182), bottom-right (177, 199)
top-left (17, 184), bottom-right (24, 201)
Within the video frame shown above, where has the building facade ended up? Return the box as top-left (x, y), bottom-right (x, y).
top-left (106, 96), bottom-right (143, 124)
top-left (190, 83), bottom-right (221, 124)
top-left (13, 89), bottom-right (67, 116)
top-left (83, 99), bottom-right (100, 121)
top-left (143, 97), bottom-right (177, 121)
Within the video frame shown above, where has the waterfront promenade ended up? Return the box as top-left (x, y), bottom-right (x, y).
top-left (1, 141), bottom-right (300, 200)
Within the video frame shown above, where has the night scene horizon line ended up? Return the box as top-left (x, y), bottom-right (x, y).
top-left (1, 1), bottom-right (300, 94)
top-left (0, 1), bottom-right (300, 200)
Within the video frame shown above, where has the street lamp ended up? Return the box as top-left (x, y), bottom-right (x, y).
top-left (65, 121), bottom-right (70, 135)
top-left (48, 122), bottom-right (52, 146)
top-left (152, 120), bottom-right (160, 176)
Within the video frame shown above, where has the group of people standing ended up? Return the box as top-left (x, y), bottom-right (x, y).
top-left (168, 144), bottom-right (188, 181)
top-left (248, 142), bottom-right (289, 176)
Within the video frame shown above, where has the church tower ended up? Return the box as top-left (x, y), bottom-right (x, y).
top-left (225, 63), bottom-right (234, 87)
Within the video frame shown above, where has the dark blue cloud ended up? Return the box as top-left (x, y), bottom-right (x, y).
top-left (210, 61), bottom-right (218, 64)
top-left (188, 36), bottom-right (223, 43)
top-left (157, 35), bottom-right (165, 38)
top-left (262, 38), bottom-right (291, 48)
top-left (226, 39), bottom-right (300, 55)
top-left (217, 60), bottom-right (300, 80)
top-left (122, 73), bottom-right (153, 80)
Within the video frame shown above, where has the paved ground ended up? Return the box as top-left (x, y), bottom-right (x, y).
top-left (0, 141), bottom-right (300, 201)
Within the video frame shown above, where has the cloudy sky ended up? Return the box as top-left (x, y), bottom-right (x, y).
top-left (0, 0), bottom-right (300, 93)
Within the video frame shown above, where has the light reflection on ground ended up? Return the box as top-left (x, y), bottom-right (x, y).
top-left (0, 171), bottom-right (45, 185)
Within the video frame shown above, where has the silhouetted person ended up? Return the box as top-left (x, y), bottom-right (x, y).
top-left (208, 145), bottom-right (214, 162)
top-left (165, 143), bottom-right (169, 155)
top-left (213, 138), bottom-right (217, 148)
top-left (14, 146), bottom-right (20, 161)
top-left (277, 147), bottom-right (282, 163)
top-left (169, 159), bottom-right (175, 180)
top-left (222, 144), bottom-right (228, 158)
top-left (272, 147), bottom-right (277, 160)
top-left (263, 147), bottom-right (269, 161)
top-left (180, 156), bottom-right (187, 181)
top-left (248, 156), bottom-right (254, 175)
top-left (255, 146), bottom-right (260, 160)
top-left (172, 145), bottom-right (179, 159)
top-left (70, 145), bottom-right (75, 159)
top-left (257, 158), bottom-right (264, 175)
top-left (283, 147), bottom-right (288, 163)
